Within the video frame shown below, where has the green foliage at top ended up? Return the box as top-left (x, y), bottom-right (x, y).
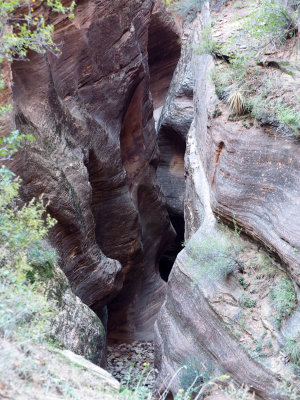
top-left (163, 0), bottom-right (206, 20)
top-left (222, 0), bottom-right (298, 67)
top-left (0, 0), bottom-right (75, 62)
top-left (210, 0), bottom-right (300, 136)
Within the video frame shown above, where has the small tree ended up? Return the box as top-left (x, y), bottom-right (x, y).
top-left (0, 0), bottom-right (75, 62)
top-left (0, 0), bottom-right (75, 147)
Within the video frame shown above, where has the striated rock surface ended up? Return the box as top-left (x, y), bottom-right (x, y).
top-left (155, 2), bottom-right (300, 399)
top-left (9, 0), bottom-right (175, 341)
top-left (202, 4), bottom-right (300, 285)
top-left (149, 0), bottom-right (181, 115)
top-left (156, 19), bottom-right (194, 222)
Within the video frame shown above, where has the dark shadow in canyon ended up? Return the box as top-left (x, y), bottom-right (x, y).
top-left (159, 213), bottom-right (185, 282)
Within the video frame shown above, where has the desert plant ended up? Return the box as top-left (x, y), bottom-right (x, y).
top-left (178, 357), bottom-right (210, 397)
top-left (238, 276), bottom-right (249, 289)
top-left (0, 267), bottom-right (55, 341)
top-left (278, 378), bottom-right (300, 400)
top-left (26, 240), bottom-right (58, 283)
top-left (227, 88), bottom-right (246, 115)
top-left (0, 136), bottom-right (58, 341)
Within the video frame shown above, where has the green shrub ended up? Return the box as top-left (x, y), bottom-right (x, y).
top-left (271, 277), bottom-right (296, 328)
top-left (27, 240), bottom-right (58, 283)
top-left (195, 24), bottom-right (218, 56)
top-left (0, 166), bottom-right (56, 281)
top-left (239, 294), bottom-right (256, 309)
top-left (186, 230), bottom-right (241, 282)
top-left (178, 357), bottom-right (212, 398)
top-left (284, 339), bottom-right (300, 366)
top-left (0, 268), bottom-right (55, 342)
top-left (238, 276), bottom-right (249, 289)
top-left (277, 104), bottom-right (300, 135)
top-left (0, 133), bottom-right (57, 342)
top-left (165, 0), bottom-right (206, 20)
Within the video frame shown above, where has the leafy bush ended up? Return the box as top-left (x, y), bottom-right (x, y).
top-left (239, 294), bottom-right (256, 309)
top-left (27, 240), bottom-right (58, 283)
top-left (0, 268), bottom-right (55, 342)
top-left (178, 357), bottom-right (208, 396)
top-left (0, 131), bottom-right (57, 342)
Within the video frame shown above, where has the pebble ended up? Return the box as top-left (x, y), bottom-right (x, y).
top-left (107, 341), bottom-right (156, 390)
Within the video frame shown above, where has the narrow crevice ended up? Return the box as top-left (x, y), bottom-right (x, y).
top-left (159, 212), bottom-right (185, 282)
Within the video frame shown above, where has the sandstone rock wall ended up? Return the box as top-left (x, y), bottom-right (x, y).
top-left (155, 2), bottom-right (300, 398)
top-left (9, 0), bottom-right (175, 342)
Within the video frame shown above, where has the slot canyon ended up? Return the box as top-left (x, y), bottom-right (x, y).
top-left (0, 0), bottom-right (299, 399)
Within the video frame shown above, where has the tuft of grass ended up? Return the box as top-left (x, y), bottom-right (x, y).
top-left (251, 252), bottom-right (277, 279)
top-left (284, 339), bottom-right (300, 366)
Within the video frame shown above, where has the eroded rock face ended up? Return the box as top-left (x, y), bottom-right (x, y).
top-left (10, 0), bottom-right (175, 341)
top-left (206, 116), bottom-right (300, 284)
top-left (155, 2), bottom-right (299, 398)
top-left (149, 0), bottom-right (181, 114)
top-left (49, 261), bottom-right (106, 366)
top-left (156, 19), bottom-right (194, 222)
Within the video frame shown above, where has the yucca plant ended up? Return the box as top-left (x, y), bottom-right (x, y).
top-left (227, 88), bottom-right (246, 116)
